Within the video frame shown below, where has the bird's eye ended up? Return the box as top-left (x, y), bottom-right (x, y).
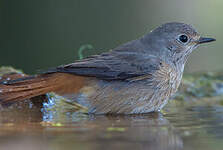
top-left (178, 34), bottom-right (189, 43)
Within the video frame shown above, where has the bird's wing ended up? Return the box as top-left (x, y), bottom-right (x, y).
top-left (47, 50), bottom-right (163, 81)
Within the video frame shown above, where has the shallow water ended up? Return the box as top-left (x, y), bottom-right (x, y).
top-left (0, 100), bottom-right (223, 150)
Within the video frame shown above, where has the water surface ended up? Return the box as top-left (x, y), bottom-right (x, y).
top-left (0, 99), bottom-right (222, 150)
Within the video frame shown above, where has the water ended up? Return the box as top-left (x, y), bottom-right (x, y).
top-left (0, 101), bottom-right (223, 150)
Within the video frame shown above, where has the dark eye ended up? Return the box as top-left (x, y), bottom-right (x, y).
top-left (179, 34), bottom-right (189, 43)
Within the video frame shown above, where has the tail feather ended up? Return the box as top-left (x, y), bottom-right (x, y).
top-left (0, 74), bottom-right (57, 103)
top-left (0, 73), bottom-right (86, 104)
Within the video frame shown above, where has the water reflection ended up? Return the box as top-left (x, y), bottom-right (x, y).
top-left (0, 101), bottom-right (183, 150)
top-left (1, 100), bottom-right (223, 150)
top-left (65, 114), bottom-right (183, 150)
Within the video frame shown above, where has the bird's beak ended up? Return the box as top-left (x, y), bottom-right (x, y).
top-left (197, 37), bottom-right (216, 44)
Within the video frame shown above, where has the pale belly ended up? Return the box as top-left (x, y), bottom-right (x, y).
top-left (64, 73), bottom-right (182, 114)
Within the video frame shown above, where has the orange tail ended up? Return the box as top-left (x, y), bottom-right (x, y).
top-left (0, 73), bottom-right (85, 103)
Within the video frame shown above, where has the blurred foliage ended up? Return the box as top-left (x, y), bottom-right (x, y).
top-left (78, 44), bottom-right (94, 59)
top-left (0, 66), bottom-right (23, 76)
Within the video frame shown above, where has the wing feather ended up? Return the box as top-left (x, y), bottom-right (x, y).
top-left (47, 50), bottom-right (163, 81)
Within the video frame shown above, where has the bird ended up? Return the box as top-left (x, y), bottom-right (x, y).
top-left (0, 22), bottom-right (216, 114)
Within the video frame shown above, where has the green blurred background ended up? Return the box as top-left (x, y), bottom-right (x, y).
top-left (0, 0), bottom-right (222, 74)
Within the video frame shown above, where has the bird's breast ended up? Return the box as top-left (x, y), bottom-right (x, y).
top-left (152, 61), bottom-right (183, 96)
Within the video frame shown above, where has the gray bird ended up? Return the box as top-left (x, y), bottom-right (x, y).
top-left (0, 22), bottom-right (216, 114)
